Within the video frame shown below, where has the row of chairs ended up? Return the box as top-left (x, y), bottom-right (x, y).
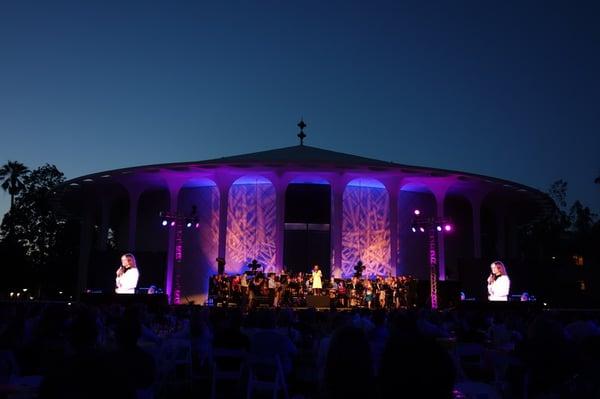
top-left (210, 348), bottom-right (289, 399)
top-left (151, 339), bottom-right (289, 399)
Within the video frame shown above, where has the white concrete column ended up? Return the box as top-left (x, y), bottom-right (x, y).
top-left (467, 191), bottom-right (488, 259)
top-left (496, 207), bottom-right (507, 258)
top-left (428, 182), bottom-right (452, 281)
top-left (507, 213), bottom-right (518, 259)
top-left (331, 176), bottom-right (347, 276)
top-left (435, 194), bottom-right (447, 280)
top-left (274, 179), bottom-right (288, 272)
top-left (216, 176), bottom-right (234, 270)
top-left (384, 178), bottom-right (401, 276)
top-left (127, 188), bottom-right (143, 252)
top-left (96, 198), bottom-right (110, 251)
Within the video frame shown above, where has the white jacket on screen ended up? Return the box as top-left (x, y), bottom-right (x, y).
top-left (115, 268), bottom-right (139, 294)
top-left (488, 275), bottom-right (510, 301)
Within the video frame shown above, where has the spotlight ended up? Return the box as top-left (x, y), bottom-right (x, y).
top-left (9, 292), bottom-right (14, 297)
top-left (419, 227), bottom-right (425, 233)
top-left (411, 227), bottom-right (417, 233)
top-left (413, 209), bottom-right (421, 215)
top-left (186, 222), bottom-right (192, 228)
top-left (170, 221), bottom-right (176, 227)
top-left (195, 223), bottom-right (200, 228)
top-left (436, 225), bottom-right (442, 232)
top-left (162, 220), bottom-right (168, 226)
top-left (22, 288), bottom-right (28, 292)
top-left (444, 224), bottom-right (452, 232)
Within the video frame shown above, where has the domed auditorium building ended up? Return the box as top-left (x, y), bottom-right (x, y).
top-left (57, 132), bottom-right (549, 304)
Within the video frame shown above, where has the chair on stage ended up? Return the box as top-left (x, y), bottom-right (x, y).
top-left (245, 354), bottom-right (289, 399)
top-left (210, 348), bottom-right (248, 399)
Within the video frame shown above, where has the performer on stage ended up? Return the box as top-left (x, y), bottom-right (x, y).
top-left (311, 265), bottom-right (323, 295)
top-left (487, 261), bottom-right (510, 301)
top-left (115, 253), bottom-right (139, 294)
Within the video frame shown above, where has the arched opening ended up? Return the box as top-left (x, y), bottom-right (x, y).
top-left (177, 178), bottom-right (219, 304)
top-left (342, 178), bottom-right (390, 277)
top-left (284, 177), bottom-right (331, 276)
top-left (226, 176), bottom-right (276, 274)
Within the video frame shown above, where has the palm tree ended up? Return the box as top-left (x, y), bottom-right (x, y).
top-left (0, 161), bottom-right (30, 210)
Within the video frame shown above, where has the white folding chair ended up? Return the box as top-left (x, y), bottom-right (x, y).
top-left (157, 338), bottom-right (192, 394)
top-left (210, 348), bottom-right (247, 399)
top-left (246, 354), bottom-right (289, 399)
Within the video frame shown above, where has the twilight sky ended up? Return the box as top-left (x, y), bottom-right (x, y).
top-left (1, 0), bottom-right (599, 218)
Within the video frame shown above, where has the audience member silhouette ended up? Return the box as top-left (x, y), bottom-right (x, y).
top-left (322, 325), bottom-right (373, 399)
top-left (379, 331), bottom-right (455, 399)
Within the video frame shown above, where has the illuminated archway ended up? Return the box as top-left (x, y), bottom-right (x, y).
top-left (342, 178), bottom-right (391, 277)
top-left (226, 176), bottom-right (276, 273)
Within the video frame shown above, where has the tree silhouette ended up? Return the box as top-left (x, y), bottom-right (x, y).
top-left (0, 164), bottom-right (79, 296)
top-left (0, 161), bottom-right (30, 210)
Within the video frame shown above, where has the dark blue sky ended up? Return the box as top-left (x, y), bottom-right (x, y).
top-left (2, 0), bottom-right (599, 217)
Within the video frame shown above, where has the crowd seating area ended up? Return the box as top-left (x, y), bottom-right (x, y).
top-left (1, 302), bottom-right (600, 398)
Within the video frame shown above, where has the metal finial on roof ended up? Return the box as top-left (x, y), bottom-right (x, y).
top-left (297, 118), bottom-right (307, 146)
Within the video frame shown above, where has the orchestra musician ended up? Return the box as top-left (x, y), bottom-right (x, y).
top-left (207, 270), bottom-right (422, 310)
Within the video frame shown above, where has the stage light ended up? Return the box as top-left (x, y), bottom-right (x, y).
top-left (413, 209), bottom-right (421, 215)
top-left (16, 292), bottom-right (20, 297)
top-left (186, 222), bottom-right (192, 228)
top-left (58, 291), bottom-right (63, 295)
top-left (411, 227), bottom-right (417, 233)
top-left (436, 225), bottom-right (442, 232)
top-left (170, 221), bottom-right (176, 227)
top-left (419, 227), bottom-right (425, 233)
top-left (22, 288), bottom-right (28, 292)
top-left (195, 223), bottom-right (200, 228)
top-left (9, 292), bottom-right (13, 297)
top-left (162, 220), bottom-right (168, 226)
top-left (444, 224), bottom-right (452, 232)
